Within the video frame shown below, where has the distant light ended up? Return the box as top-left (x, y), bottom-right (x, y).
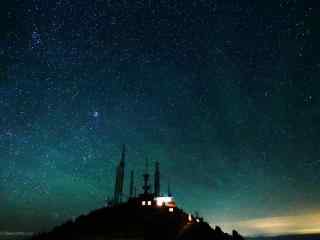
top-left (155, 196), bottom-right (173, 207)
top-left (196, 218), bottom-right (200, 223)
top-left (142, 201), bottom-right (146, 206)
top-left (169, 208), bottom-right (174, 213)
top-left (147, 201), bottom-right (152, 206)
top-left (188, 214), bottom-right (192, 222)
top-left (93, 111), bottom-right (99, 118)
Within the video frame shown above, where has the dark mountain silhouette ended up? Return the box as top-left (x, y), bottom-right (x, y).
top-left (30, 199), bottom-right (245, 240)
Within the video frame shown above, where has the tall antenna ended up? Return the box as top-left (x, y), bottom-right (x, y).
top-left (143, 157), bottom-right (150, 195)
top-left (154, 161), bottom-right (160, 197)
top-left (113, 144), bottom-right (126, 204)
top-left (121, 144), bottom-right (126, 165)
top-left (129, 170), bottom-right (134, 198)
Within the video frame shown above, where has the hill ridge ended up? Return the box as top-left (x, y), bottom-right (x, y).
top-left (31, 199), bottom-right (245, 240)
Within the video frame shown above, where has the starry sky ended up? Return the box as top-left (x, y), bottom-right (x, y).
top-left (1, 0), bottom-right (320, 236)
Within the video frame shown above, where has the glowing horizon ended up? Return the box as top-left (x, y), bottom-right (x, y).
top-left (220, 213), bottom-right (320, 237)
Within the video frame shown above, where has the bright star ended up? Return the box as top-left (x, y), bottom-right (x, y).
top-left (93, 111), bottom-right (99, 118)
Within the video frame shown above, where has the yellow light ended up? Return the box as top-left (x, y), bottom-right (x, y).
top-left (148, 201), bottom-right (152, 206)
top-left (169, 208), bottom-right (174, 213)
top-left (142, 201), bottom-right (146, 206)
top-left (188, 214), bottom-right (192, 222)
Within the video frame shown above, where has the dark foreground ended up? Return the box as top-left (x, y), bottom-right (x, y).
top-left (30, 200), bottom-right (245, 240)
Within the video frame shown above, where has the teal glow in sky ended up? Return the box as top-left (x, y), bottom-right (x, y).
top-left (1, 0), bottom-right (320, 236)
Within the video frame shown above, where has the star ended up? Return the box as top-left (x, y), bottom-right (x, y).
top-left (93, 111), bottom-right (99, 118)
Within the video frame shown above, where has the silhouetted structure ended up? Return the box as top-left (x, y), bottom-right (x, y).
top-left (129, 170), bottom-right (134, 198)
top-left (113, 144), bottom-right (125, 204)
top-left (154, 161), bottom-right (160, 197)
top-left (142, 158), bottom-right (151, 195)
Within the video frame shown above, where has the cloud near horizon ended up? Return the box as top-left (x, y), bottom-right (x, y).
top-left (221, 213), bottom-right (320, 236)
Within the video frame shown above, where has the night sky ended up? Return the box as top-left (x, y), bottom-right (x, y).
top-left (1, 0), bottom-right (320, 236)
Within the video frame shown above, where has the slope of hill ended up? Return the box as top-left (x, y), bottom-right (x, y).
top-left (31, 199), bottom-right (245, 240)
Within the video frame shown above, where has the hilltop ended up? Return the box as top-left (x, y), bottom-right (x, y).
top-left (31, 145), bottom-right (245, 240)
top-left (31, 198), bottom-right (245, 240)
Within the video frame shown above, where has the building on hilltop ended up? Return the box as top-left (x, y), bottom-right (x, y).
top-left (108, 144), bottom-right (177, 213)
top-left (30, 144), bottom-right (245, 240)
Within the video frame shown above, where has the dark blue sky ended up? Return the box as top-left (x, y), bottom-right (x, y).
top-left (0, 0), bottom-right (320, 236)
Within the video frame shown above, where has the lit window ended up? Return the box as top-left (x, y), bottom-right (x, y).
top-left (188, 214), bottom-right (192, 222)
top-left (155, 196), bottom-right (173, 207)
top-left (147, 201), bottom-right (152, 206)
top-left (169, 208), bottom-right (174, 212)
top-left (142, 201), bottom-right (146, 206)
